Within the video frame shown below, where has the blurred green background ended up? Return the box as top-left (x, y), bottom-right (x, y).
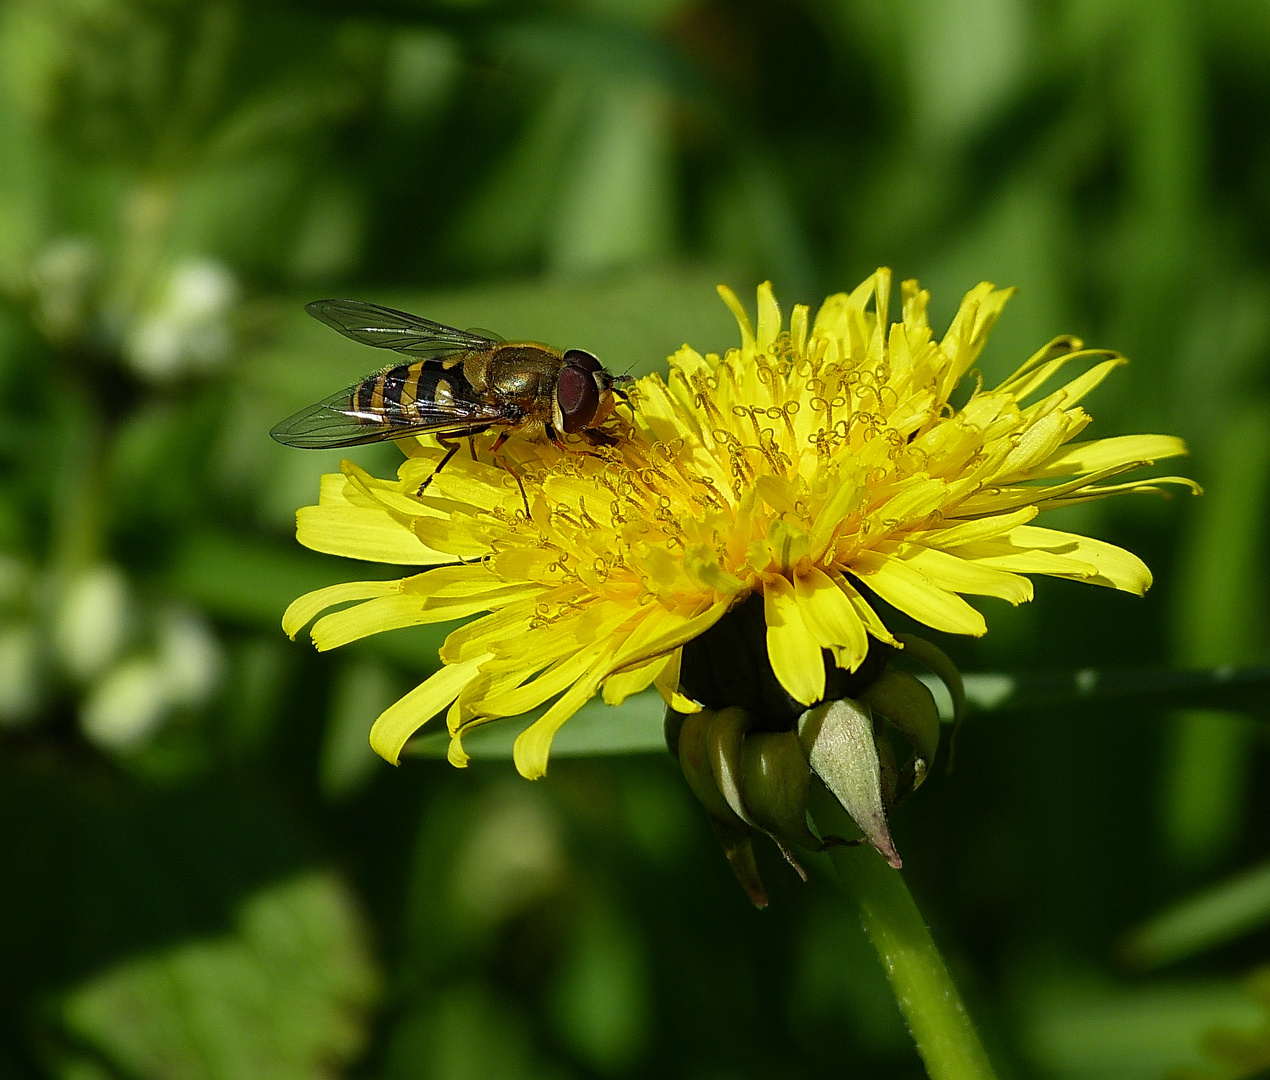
top-left (1, 0), bottom-right (1269, 1077)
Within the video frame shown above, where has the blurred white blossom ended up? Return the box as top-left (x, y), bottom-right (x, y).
top-left (155, 606), bottom-right (222, 708)
top-left (81, 657), bottom-right (169, 751)
top-left (80, 606), bottom-right (222, 753)
top-left (125, 258), bottom-right (239, 381)
top-left (53, 564), bottom-right (132, 683)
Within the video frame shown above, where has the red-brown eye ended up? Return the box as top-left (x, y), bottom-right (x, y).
top-left (557, 364), bottom-right (600, 433)
top-left (563, 349), bottom-right (602, 374)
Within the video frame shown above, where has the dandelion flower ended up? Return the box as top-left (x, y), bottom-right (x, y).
top-left (283, 269), bottom-right (1196, 779)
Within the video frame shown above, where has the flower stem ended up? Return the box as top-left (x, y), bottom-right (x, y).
top-left (813, 798), bottom-right (998, 1079)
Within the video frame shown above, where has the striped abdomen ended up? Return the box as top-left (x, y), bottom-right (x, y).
top-left (351, 361), bottom-right (428, 428)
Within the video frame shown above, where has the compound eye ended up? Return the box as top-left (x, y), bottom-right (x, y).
top-left (562, 349), bottom-right (603, 374)
top-left (557, 364), bottom-right (600, 433)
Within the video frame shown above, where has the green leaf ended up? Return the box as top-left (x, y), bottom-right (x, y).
top-left (1019, 977), bottom-right (1263, 1080)
top-left (407, 687), bottom-right (666, 760)
top-left (321, 656), bottom-right (404, 800)
top-left (545, 81), bottom-right (676, 273)
top-left (1123, 861), bottom-right (1270, 970)
top-left (953, 666), bottom-right (1270, 721)
top-left (60, 872), bottom-right (379, 1080)
top-left (1180, 968), bottom-right (1270, 1080)
top-left (1165, 404), bottom-right (1270, 869)
top-left (169, 531), bottom-right (449, 667)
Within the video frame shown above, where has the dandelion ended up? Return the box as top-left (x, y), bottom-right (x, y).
top-left (283, 269), bottom-right (1196, 783)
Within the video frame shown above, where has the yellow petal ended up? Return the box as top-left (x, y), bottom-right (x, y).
top-left (994, 408), bottom-right (1072, 477)
top-left (850, 550), bottom-right (987, 636)
top-left (601, 654), bottom-right (663, 706)
top-left (794, 567), bottom-right (868, 671)
top-left (318, 472), bottom-right (354, 505)
top-left (790, 303), bottom-right (809, 356)
top-left (998, 334), bottom-right (1082, 384)
top-left (605, 599), bottom-right (733, 677)
top-left (406, 564), bottom-right (514, 598)
top-left (479, 640), bottom-right (608, 718)
top-left (950, 545), bottom-right (1098, 579)
top-left (960, 462), bottom-right (1152, 515)
top-left (1010, 525), bottom-right (1153, 594)
top-left (996, 340), bottom-right (1095, 398)
top-left (809, 475), bottom-right (864, 559)
top-left (827, 570), bottom-right (900, 646)
top-left (297, 504), bottom-right (453, 564)
top-left (940, 282), bottom-right (1015, 391)
top-left (439, 602), bottom-right (536, 663)
top-left (446, 728), bottom-right (470, 768)
top-left (756, 281), bottom-right (782, 353)
top-left (652, 649), bottom-right (700, 713)
top-left (764, 575), bottom-right (825, 706)
top-left (916, 506), bottom-right (1039, 548)
top-left (311, 584), bottom-right (539, 651)
top-left (1044, 357), bottom-right (1125, 411)
top-left (874, 476), bottom-right (948, 530)
top-left (1027, 434), bottom-right (1189, 479)
top-left (1040, 475), bottom-right (1202, 508)
top-left (512, 665), bottom-right (605, 780)
top-left (282, 580), bottom-right (398, 639)
top-left (370, 652), bottom-right (491, 764)
top-left (512, 602), bottom-right (729, 779)
top-left (885, 543), bottom-right (1033, 605)
top-left (717, 284), bottom-right (755, 351)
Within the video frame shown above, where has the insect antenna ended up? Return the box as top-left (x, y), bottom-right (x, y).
top-left (612, 373), bottom-right (636, 421)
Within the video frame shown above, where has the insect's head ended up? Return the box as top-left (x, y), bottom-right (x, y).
top-left (557, 349), bottom-right (621, 434)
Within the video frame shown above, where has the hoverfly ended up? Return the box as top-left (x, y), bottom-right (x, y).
top-left (270, 300), bottom-right (631, 497)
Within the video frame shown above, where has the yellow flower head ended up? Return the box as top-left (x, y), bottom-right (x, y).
top-left (284, 270), bottom-right (1195, 779)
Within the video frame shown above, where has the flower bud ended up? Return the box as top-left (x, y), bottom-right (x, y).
top-left (667, 603), bottom-right (966, 902)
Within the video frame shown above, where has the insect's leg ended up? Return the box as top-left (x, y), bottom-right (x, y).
top-left (489, 431), bottom-right (530, 516)
top-left (545, 424), bottom-right (571, 453)
top-left (467, 436), bottom-right (478, 460)
top-left (416, 436), bottom-right (461, 497)
top-left (613, 387), bottom-right (635, 422)
top-left (583, 428), bottom-right (619, 448)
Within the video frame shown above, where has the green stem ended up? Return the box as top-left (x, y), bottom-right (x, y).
top-left (815, 805), bottom-right (998, 1079)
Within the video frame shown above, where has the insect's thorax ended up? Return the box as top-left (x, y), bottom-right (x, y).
top-left (476, 345), bottom-right (563, 417)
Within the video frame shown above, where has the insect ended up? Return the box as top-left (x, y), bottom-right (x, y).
top-left (270, 299), bottom-right (631, 497)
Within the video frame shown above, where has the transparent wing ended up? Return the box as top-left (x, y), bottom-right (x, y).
top-left (270, 363), bottom-right (512, 449)
top-left (306, 299), bottom-right (502, 357)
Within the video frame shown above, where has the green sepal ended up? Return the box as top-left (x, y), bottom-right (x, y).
top-left (674, 708), bottom-right (747, 828)
top-left (707, 814), bottom-right (769, 909)
top-left (895, 632), bottom-right (964, 727)
top-left (740, 730), bottom-right (822, 851)
top-left (874, 714), bottom-right (899, 808)
top-left (798, 698), bottom-right (902, 869)
top-left (705, 706), bottom-right (759, 826)
top-left (861, 667), bottom-right (941, 797)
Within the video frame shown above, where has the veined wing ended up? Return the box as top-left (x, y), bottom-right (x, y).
top-left (306, 299), bottom-right (501, 357)
top-left (270, 362), bottom-right (511, 448)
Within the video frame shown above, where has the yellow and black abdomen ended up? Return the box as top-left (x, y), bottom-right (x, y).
top-left (350, 362), bottom-right (431, 430)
